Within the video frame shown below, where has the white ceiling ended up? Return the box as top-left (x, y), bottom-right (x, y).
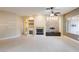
top-left (0, 7), bottom-right (77, 16)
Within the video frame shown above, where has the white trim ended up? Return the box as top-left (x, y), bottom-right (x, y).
top-left (0, 34), bottom-right (21, 40)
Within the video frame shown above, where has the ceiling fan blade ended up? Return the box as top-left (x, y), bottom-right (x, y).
top-left (54, 14), bottom-right (58, 16)
top-left (46, 7), bottom-right (54, 10)
top-left (51, 11), bottom-right (54, 13)
top-left (54, 12), bottom-right (61, 16)
top-left (55, 12), bottom-right (60, 14)
top-left (46, 8), bottom-right (50, 10)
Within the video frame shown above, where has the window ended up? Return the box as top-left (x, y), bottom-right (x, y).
top-left (66, 15), bottom-right (79, 35)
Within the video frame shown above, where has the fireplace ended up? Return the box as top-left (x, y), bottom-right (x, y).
top-left (36, 28), bottom-right (44, 35)
top-left (29, 30), bottom-right (33, 34)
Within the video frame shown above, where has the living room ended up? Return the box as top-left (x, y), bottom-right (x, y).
top-left (0, 7), bottom-right (79, 52)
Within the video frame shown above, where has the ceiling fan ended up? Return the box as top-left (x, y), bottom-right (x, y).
top-left (46, 7), bottom-right (60, 16)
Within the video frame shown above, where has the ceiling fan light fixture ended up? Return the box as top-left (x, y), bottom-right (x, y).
top-left (50, 13), bottom-right (54, 17)
top-left (46, 7), bottom-right (61, 17)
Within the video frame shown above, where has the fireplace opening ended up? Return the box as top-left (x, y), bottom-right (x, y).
top-left (36, 29), bottom-right (44, 35)
top-left (29, 30), bottom-right (33, 34)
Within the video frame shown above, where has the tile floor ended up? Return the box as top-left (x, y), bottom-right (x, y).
top-left (0, 35), bottom-right (79, 52)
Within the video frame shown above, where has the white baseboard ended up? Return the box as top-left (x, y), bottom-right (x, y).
top-left (0, 34), bottom-right (21, 40)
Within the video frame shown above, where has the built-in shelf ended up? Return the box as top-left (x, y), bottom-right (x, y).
top-left (24, 17), bottom-right (35, 35)
top-left (28, 20), bottom-right (34, 28)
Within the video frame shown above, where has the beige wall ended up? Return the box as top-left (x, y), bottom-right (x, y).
top-left (0, 11), bottom-right (23, 39)
top-left (59, 16), bottom-right (64, 34)
top-left (34, 15), bottom-right (46, 27)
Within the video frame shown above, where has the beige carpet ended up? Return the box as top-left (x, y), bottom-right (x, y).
top-left (0, 35), bottom-right (79, 52)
